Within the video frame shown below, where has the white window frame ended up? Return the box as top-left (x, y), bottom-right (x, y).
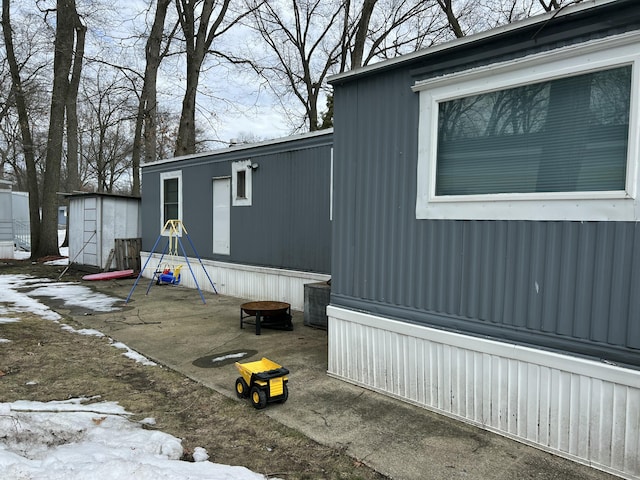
top-left (160, 170), bottom-right (182, 234)
top-left (413, 32), bottom-right (640, 221)
top-left (232, 160), bottom-right (253, 206)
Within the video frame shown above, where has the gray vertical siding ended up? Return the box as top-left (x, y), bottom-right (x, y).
top-left (141, 132), bottom-right (332, 274)
top-left (330, 3), bottom-right (640, 366)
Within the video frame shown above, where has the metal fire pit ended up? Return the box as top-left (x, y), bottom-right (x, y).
top-left (240, 301), bottom-right (292, 335)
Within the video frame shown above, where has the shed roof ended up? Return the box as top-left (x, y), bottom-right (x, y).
top-left (64, 192), bottom-right (141, 200)
top-left (328, 0), bottom-right (622, 84)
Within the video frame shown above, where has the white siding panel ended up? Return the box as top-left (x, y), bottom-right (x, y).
top-left (0, 241), bottom-right (13, 258)
top-left (327, 305), bottom-right (640, 480)
top-left (140, 252), bottom-right (329, 310)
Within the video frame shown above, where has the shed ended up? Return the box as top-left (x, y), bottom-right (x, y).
top-left (328, 1), bottom-right (640, 478)
top-left (140, 130), bottom-right (333, 310)
top-left (68, 193), bottom-right (141, 271)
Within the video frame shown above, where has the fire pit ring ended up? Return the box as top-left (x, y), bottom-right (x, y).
top-left (240, 301), bottom-right (292, 335)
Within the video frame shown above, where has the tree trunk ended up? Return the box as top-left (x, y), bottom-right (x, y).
top-left (351, 0), bottom-right (378, 69)
top-left (539, 0), bottom-right (561, 12)
top-left (37, 0), bottom-right (78, 259)
top-left (173, 0), bottom-right (230, 157)
top-left (65, 9), bottom-right (85, 195)
top-left (131, 92), bottom-right (146, 195)
top-left (62, 9), bottom-right (85, 248)
top-left (131, 0), bottom-right (172, 195)
top-left (174, 65), bottom-right (199, 156)
top-left (2, 0), bottom-right (41, 255)
top-left (438, 0), bottom-right (465, 38)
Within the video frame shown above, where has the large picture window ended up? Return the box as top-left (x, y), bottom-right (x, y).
top-left (437, 67), bottom-right (630, 196)
top-left (414, 36), bottom-right (640, 221)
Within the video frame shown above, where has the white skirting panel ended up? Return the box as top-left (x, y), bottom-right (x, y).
top-left (140, 252), bottom-right (330, 311)
top-left (327, 305), bottom-right (640, 480)
top-left (0, 240), bottom-right (14, 259)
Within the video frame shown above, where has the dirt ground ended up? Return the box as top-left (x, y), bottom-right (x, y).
top-left (0, 259), bottom-right (388, 480)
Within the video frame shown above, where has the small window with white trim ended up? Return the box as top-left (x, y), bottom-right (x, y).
top-left (160, 171), bottom-right (182, 229)
top-left (232, 160), bottom-right (252, 206)
top-left (414, 36), bottom-right (640, 221)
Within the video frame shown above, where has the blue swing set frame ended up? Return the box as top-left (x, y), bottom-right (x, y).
top-left (125, 220), bottom-right (217, 304)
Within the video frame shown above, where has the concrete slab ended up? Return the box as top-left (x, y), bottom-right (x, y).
top-left (70, 278), bottom-right (617, 480)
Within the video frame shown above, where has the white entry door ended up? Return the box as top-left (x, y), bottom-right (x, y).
top-left (212, 177), bottom-right (230, 255)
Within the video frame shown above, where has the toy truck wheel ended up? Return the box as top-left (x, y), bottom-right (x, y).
top-left (250, 386), bottom-right (267, 409)
top-left (278, 383), bottom-right (289, 403)
top-left (235, 377), bottom-right (249, 398)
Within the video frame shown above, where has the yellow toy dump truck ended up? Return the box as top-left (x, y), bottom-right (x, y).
top-left (235, 357), bottom-right (289, 409)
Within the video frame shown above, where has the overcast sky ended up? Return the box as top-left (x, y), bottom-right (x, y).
top-left (110, 0), bottom-right (297, 148)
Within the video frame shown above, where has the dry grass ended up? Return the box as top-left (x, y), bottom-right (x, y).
top-left (0, 260), bottom-right (387, 480)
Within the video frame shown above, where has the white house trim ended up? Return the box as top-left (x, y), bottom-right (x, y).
top-left (159, 170), bottom-right (183, 231)
top-left (231, 160), bottom-right (253, 207)
top-left (327, 305), bottom-right (640, 479)
top-left (414, 32), bottom-right (640, 221)
top-left (140, 251), bottom-right (330, 311)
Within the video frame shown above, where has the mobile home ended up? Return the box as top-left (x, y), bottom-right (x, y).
top-left (328, 1), bottom-right (640, 477)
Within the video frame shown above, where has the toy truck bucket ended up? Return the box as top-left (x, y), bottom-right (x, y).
top-left (235, 357), bottom-right (289, 409)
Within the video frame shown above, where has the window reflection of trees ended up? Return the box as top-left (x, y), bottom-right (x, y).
top-left (438, 84), bottom-right (549, 142)
top-left (438, 66), bottom-right (631, 141)
top-left (590, 68), bottom-right (631, 126)
top-left (435, 66), bottom-right (632, 195)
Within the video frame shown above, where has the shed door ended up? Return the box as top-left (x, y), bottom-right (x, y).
top-left (83, 197), bottom-right (99, 266)
top-left (212, 178), bottom-right (230, 255)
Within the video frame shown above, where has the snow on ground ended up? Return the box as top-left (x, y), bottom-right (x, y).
top-left (0, 398), bottom-right (269, 480)
top-left (28, 280), bottom-right (123, 312)
top-left (43, 256), bottom-right (68, 266)
top-left (0, 255), bottom-right (273, 478)
top-left (13, 229), bottom-right (68, 264)
top-left (0, 274), bottom-right (154, 366)
top-left (0, 275), bottom-right (64, 321)
top-left (111, 341), bottom-right (158, 366)
top-left (13, 249), bottom-right (31, 260)
top-left (211, 352), bottom-right (249, 363)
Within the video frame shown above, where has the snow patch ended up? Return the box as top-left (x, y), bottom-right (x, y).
top-left (61, 324), bottom-right (106, 337)
top-left (0, 399), bottom-right (268, 479)
top-left (193, 447), bottom-right (210, 462)
top-left (0, 318), bottom-right (20, 324)
top-left (211, 352), bottom-right (247, 363)
top-left (112, 342), bottom-right (158, 366)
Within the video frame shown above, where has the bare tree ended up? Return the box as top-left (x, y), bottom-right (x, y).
top-left (435, 1), bottom-right (553, 40)
top-left (349, 0), bottom-right (377, 69)
top-left (80, 71), bottom-right (134, 193)
top-left (64, 7), bottom-right (86, 195)
top-left (538, 0), bottom-right (583, 12)
top-left (0, 120), bottom-right (22, 184)
top-left (0, 56), bottom-right (11, 131)
top-left (130, 0), bottom-right (175, 196)
top-left (245, 0), bottom-right (442, 131)
top-left (59, 6), bottom-right (85, 248)
top-left (246, 0), bottom-right (348, 132)
top-left (346, 0), bottom-right (444, 65)
top-left (538, 0), bottom-right (561, 11)
top-left (173, 0), bottom-right (257, 156)
top-left (436, 0), bottom-right (464, 37)
top-left (35, 0), bottom-right (85, 259)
